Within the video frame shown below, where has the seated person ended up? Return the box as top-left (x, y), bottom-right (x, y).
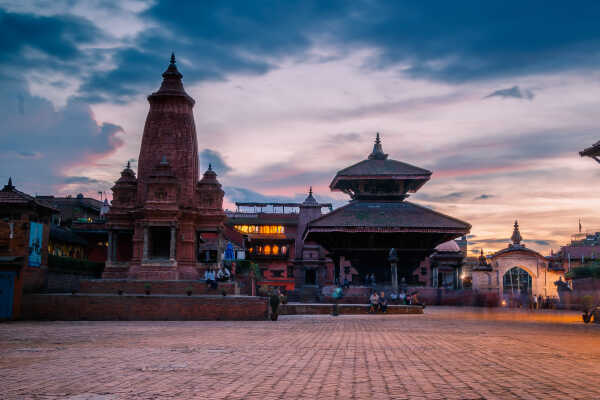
top-left (216, 268), bottom-right (225, 281)
top-left (378, 291), bottom-right (388, 313)
top-left (369, 291), bottom-right (379, 313)
top-left (204, 269), bottom-right (212, 286)
top-left (223, 267), bottom-right (231, 281)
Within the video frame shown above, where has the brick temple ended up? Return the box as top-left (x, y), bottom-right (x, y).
top-left (103, 54), bottom-right (226, 280)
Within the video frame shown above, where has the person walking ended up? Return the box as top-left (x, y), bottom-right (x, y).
top-left (270, 289), bottom-right (281, 321)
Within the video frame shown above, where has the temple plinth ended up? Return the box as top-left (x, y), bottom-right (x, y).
top-left (304, 134), bottom-right (471, 285)
top-left (103, 54), bottom-right (225, 280)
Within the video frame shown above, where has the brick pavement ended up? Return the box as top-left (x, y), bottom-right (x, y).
top-left (1, 307), bottom-right (599, 399)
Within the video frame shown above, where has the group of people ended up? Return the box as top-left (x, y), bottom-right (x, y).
top-left (369, 291), bottom-right (388, 313)
top-left (204, 267), bottom-right (231, 289)
top-left (504, 293), bottom-right (558, 309)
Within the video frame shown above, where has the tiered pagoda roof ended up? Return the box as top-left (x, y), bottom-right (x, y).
top-left (305, 134), bottom-right (470, 248)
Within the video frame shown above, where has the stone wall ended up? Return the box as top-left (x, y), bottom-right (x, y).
top-left (21, 294), bottom-right (268, 321)
top-left (79, 279), bottom-right (237, 295)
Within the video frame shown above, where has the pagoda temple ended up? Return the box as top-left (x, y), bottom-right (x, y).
top-left (103, 54), bottom-right (226, 280)
top-left (304, 134), bottom-right (471, 284)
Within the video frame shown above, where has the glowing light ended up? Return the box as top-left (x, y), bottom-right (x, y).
top-left (234, 225), bottom-right (285, 234)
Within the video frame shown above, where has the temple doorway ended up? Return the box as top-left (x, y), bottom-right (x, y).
top-left (305, 269), bottom-right (317, 285)
top-left (150, 227), bottom-right (170, 259)
top-left (503, 267), bottom-right (532, 295)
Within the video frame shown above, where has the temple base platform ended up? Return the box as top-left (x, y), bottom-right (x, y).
top-left (280, 302), bottom-right (424, 315)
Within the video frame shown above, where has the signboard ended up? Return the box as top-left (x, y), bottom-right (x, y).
top-left (28, 222), bottom-right (43, 267)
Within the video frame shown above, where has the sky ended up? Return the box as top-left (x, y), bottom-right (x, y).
top-left (1, 0), bottom-right (600, 256)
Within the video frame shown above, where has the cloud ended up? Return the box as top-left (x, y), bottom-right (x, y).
top-left (3, 2), bottom-right (600, 107)
top-left (485, 86), bottom-right (534, 100)
top-left (474, 194), bottom-right (494, 200)
top-left (0, 79), bottom-right (124, 195)
top-left (199, 149), bottom-right (232, 175)
top-left (414, 191), bottom-right (466, 203)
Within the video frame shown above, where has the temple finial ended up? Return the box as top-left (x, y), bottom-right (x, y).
top-left (368, 132), bottom-right (388, 160)
top-left (511, 220), bottom-right (522, 245)
top-left (170, 52), bottom-right (176, 65)
top-left (126, 160), bottom-right (131, 169)
top-left (208, 163), bottom-right (212, 171)
top-left (8, 177), bottom-right (12, 187)
top-left (309, 186), bottom-right (313, 195)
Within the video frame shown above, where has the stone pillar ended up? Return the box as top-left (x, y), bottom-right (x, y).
top-left (432, 266), bottom-right (438, 288)
top-left (169, 226), bottom-right (176, 260)
top-left (143, 226), bottom-right (149, 261)
top-left (391, 262), bottom-right (398, 293)
top-left (107, 231), bottom-right (113, 263)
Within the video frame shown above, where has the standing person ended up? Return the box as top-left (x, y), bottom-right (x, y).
top-left (379, 291), bottom-right (388, 313)
top-left (270, 289), bottom-right (281, 321)
top-left (369, 291), bottom-right (379, 313)
top-left (533, 294), bottom-right (538, 310)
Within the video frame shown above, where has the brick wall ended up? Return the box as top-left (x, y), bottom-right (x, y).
top-left (21, 293), bottom-right (268, 321)
top-left (79, 279), bottom-right (236, 295)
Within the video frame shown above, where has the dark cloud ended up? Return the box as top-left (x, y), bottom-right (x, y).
top-left (0, 9), bottom-right (106, 79)
top-left (414, 191), bottom-right (466, 203)
top-left (199, 149), bottom-right (232, 175)
top-left (474, 194), bottom-right (494, 200)
top-left (0, 79), bottom-right (124, 196)
top-left (4, 2), bottom-right (600, 104)
top-left (63, 176), bottom-right (103, 184)
top-left (485, 86), bottom-right (534, 100)
top-left (423, 129), bottom-right (599, 178)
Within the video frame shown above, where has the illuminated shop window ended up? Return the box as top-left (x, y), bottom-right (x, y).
top-left (264, 245), bottom-right (271, 255)
top-left (234, 225), bottom-right (285, 234)
top-left (272, 245), bottom-right (279, 255)
top-left (281, 246), bottom-right (287, 255)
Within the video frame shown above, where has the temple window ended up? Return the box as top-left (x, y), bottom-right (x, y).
top-left (272, 245), bottom-right (279, 255)
top-left (281, 245), bottom-right (287, 255)
top-left (150, 226), bottom-right (170, 259)
top-left (264, 245), bottom-right (271, 255)
top-left (155, 190), bottom-right (167, 201)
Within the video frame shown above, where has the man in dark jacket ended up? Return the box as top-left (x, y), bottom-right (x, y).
top-left (270, 290), bottom-right (281, 321)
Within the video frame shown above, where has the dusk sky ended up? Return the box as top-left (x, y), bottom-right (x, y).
top-left (1, 1), bottom-right (600, 256)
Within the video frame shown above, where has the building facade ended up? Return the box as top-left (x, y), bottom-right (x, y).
top-left (225, 190), bottom-right (333, 292)
top-left (472, 221), bottom-right (565, 301)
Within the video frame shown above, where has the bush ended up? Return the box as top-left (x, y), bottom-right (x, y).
top-left (566, 262), bottom-right (600, 280)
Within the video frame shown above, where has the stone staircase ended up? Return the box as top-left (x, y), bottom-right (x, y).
top-left (287, 286), bottom-right (322, 303)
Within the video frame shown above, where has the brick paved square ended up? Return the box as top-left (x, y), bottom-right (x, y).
top-left (1, 308), bottom-right (599, 399)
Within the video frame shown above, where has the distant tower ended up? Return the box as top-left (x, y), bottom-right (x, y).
top-left (105, 54), bottom-right (225, 280)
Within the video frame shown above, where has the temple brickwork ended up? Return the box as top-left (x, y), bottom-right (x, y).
top-left (103, 54), bottom-right (225, 280)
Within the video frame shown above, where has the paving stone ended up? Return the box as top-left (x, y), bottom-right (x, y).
top-left (0, 307), bottom-right (599, 399)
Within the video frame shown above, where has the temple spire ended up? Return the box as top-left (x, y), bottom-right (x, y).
top-left (208, 163), bottom-right (213, 171)
top-left (303, 186), bottom-right (317, 205)
top-left (368, 132), bottom-right (388, 160)
top-left (2, 177), bottom-right (15, 192)
top-left (511, 220), bottom-right (522, 245)
top-left (170, 52), bottom-right (176, 65)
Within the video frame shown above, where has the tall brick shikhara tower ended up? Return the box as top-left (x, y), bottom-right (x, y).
top-left (104, 54), bottom-right (225, 280)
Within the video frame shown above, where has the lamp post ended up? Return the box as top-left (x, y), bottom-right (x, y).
top-left (389, 248), bottom-right (398, 293)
